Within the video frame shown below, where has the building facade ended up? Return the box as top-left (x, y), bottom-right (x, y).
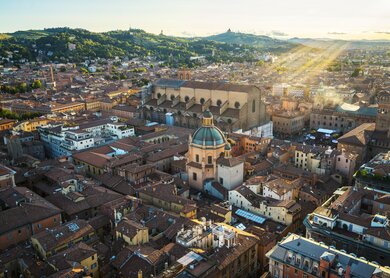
top-left (39, 117), bottom-right (135, 158)
top-left (267, 233), bottom-right (390, 278)
top-left (272, 112), bottom-right (305, 135)
top-left (304, 186), bottom-right (390, 266)
top-left (142, 79), bottom-right (267, 132)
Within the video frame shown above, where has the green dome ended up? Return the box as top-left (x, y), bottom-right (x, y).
top-left (192, 126), bottom-right (226, 146)
top-left (203, 110), bottom-right (213, 118)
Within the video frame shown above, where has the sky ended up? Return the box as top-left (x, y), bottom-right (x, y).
top-left (1, 0), bottom-right (390, 40)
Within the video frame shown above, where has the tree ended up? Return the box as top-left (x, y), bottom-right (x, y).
top-left (80, 67), bottom-right (89, 75)
top-left (256, 60), bottom-right (264, 67)
top-left (17, 82), bottom-right (28, 93)
top-left (351, 67), bottom-right (363, 77)
top-left (0, 108), bottom-right (41, 120)
top-left (31, 80), bottom-right (42, 89)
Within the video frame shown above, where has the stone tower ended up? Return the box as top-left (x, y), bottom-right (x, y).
top-left (376, 90), bottom-right (390, 137)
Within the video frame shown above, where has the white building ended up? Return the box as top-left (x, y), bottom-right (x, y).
top-left (176, 219), bottom-right (237, 250)
top-left (235, 121), bottom-right (273, 138)
top-left (216, 144), bottom-right (244, 191)
top-left (229, 185), bottom-right (301, 226)
top-left (39, 118), bottom-right (135, 158)
top-left (262, 179), bottom-right (294, 201)
top-left (106, 122), bottom-right (135, 139)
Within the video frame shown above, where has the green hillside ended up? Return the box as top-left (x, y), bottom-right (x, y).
top-left (0, 27), bottom-right (297, 67)
top-left (204, 31), bottom-right (297, 52)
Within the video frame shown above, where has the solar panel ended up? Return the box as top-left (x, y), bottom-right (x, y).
top-left (177, 251), bottom-right (202, 266)
top-left (67, 223), bottom-right (80, 232)
top-left (235, 209), bottom-right (266, 224)
top-left (235, 223), bottom-right (246, 230)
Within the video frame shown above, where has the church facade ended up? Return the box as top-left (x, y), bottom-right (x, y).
top-left (142, 79), bottom-right (268, 132)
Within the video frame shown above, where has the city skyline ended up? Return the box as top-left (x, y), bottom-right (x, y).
top-left (1, 0), bottom-right (390, 40)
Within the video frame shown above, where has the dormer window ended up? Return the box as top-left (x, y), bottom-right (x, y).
top-left (312, 262), bottom-right (319, 273)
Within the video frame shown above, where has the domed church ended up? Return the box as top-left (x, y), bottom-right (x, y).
top-left (187, 110), bottom-right (244, 192)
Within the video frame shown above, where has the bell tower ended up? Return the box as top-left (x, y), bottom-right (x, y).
top-left (376, 91), bottom-right (390, 137)
top-left (177, 69), bottom-right (191, 80)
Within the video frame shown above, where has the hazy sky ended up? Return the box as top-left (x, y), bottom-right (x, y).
top-left (1, 0), bottom-right (390, 39)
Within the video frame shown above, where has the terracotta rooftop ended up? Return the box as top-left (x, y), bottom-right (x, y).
top-left (338, 123), bottom-right (376, 146)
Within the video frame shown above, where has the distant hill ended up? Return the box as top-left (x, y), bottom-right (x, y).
top-left (288, 37), bottom-right (390, 49)
top-left (204, 31), bottom-right (297, 52)
top-left (0, 28), bottom-right (300, 67)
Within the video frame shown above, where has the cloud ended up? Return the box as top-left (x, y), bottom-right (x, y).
top-left (328, 32), bottom-right (347, 35)
top-left (180, 31), bottom-right (197, 37)
top-left (268, 30), bottom-right (289, 37)
top-left (375, 31), bottom-right (390, 35)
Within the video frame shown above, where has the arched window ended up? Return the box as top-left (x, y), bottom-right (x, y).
top-left (193, 113), bottom-right (197, 118)
top-left (227, 119), bottom-right (232, 124)
top-left (170, 94), bottom-right (175, 100)
top-left (185, 96), bottom-right (190, 102)
top-left (150, 107), bottom-right (154, 111)
top-left (252, 100), bottom-right (256, 113)
top-left (234, 101), bottom-right (240, 109)
top-left (157, 93), bottom-right (161, 98)
top-left (217, 99), bottom-right (222, 107)
top-left (200, 98), bottom-right (205, 105)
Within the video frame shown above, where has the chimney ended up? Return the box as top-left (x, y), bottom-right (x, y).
top-left (345, 264), bottom-right (351, 278)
